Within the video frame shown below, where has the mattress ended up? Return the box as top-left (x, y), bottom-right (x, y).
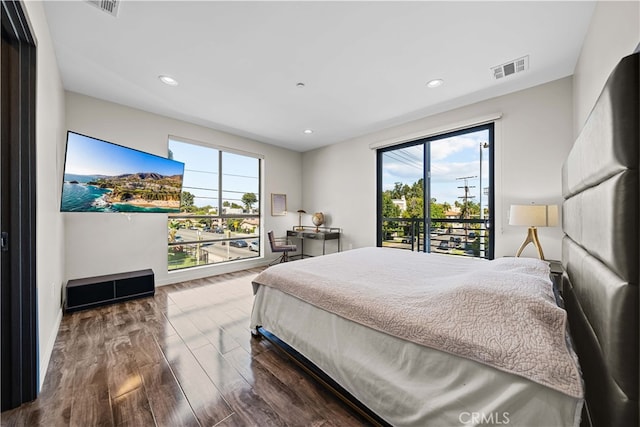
top-left (251, 248), bottom-right (583, 426)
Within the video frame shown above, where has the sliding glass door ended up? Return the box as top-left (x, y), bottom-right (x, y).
top-left (377, 123), bottom-right (494, 259)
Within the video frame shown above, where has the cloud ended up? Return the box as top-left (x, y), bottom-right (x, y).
top-left (431, 160), bottom-right (489, 183)
top-left (382, 146), bottom-right (423, 184)
top-left (381, 130), bottom-right (490, 200)
top-left (430, 135), bottom-right (484, 161)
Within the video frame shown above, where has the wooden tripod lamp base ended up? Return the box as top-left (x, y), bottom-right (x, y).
top-left (515, 226), bottom-right (545, 260)
top-left (510, 204), bottom-right (557, 260)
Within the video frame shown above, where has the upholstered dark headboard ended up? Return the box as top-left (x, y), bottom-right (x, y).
top-left (561, 52), bottom-right (638, 427)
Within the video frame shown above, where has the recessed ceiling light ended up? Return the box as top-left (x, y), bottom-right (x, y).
top-left (159, 75), bottom-right (178, 86)
top-left (303, 129), bottom-right (313, 134)
top-left (426, 79), bottom-right (444, 88)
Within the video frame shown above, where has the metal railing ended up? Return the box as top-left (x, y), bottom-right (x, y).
top-left (167, 214), bottom-right (260, 270)
top-left (381, 217), bottom-right (492, 259)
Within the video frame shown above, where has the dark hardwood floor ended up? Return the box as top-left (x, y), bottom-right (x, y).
top-left (0, 268), bottom-right (368, 426)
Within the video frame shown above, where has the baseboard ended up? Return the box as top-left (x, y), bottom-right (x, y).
top-left (39, 307), bottom-right (63, 391)
top-left (158, 257), bottom-right (271, 286)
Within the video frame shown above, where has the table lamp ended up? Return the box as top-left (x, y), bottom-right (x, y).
top-left (296, 209), bottom-right (306, 230)
top-left (509, 204), bottom-right (558, 259)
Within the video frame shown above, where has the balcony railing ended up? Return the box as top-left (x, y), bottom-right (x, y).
top-left (381, 217), bottom-right (492, 259)
top-left (168, 214), bottom-right (260, 270)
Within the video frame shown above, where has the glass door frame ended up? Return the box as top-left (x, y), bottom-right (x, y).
top-left (376, 123), bottom-right (495, 259)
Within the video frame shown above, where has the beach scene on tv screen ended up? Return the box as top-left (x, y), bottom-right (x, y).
top-left (61, 132), bottom-right (184, 213)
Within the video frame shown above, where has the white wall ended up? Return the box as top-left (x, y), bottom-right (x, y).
top-left (65, 92), bottom-right (302, 286)
top-left (21, 1), bottom-right (67, 388)
top-left (302, 77), bottom-right (574, 261)
top-left (573, 1), bottom-right (640, 135)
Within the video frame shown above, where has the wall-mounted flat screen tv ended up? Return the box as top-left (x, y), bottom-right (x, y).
top-left (60, 131), bottom-right (185, 213)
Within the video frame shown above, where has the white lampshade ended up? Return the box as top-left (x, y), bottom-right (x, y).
top-left (509, 204), bottom-right (558, 227)
top-left (546, 205), bottom-right (559, 227)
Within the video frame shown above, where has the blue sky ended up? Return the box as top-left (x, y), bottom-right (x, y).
top-left (382, 129), bottom-right (490, 208)
top-left (65, 132), bottom-right (184, 177)
top-left (169, 139), bottom-right (259, 208)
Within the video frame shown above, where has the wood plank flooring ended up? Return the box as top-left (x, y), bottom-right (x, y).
top-left (0, 268), bottom-right (368, 426)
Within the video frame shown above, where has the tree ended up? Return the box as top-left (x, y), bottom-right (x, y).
top-left (382, 192), bottom-right (401, 219)
top-left (381, 192), bottom-right (402, 241)
top-left (429, 200), bottom-right (445, 219)
top-left (242, 192), bottom-right (257, 211)
top-left (408, 179), bottom-right (424, 199)
top-left (402, 196), bottom-right (423, 218)
top-left (180, 191), bottom-right (195, 211)
top-left (459, 201), bottom-right (480, 219)
top-left (390, 182), bottom-right (404, 199)
top-left (429, 199), bottom-right (445, 229)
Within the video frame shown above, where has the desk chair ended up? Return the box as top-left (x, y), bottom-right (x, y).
top-left (268, 230), bottom-right (297, 265)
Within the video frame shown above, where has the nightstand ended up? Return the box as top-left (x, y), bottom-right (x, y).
top-left (548, 259), bottom-right (563, 284)
top-left (547, 259), bottom-right (564, 307)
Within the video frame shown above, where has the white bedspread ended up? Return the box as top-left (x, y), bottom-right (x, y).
top-left (252, 247), bottom-right (583, 398)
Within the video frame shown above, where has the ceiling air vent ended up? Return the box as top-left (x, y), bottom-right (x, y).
top-left (86, 0), bottom-right (120, 17)
top-left (491, 55), bottom-right (529, 80)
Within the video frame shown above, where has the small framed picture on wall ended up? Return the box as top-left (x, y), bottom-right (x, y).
top-left (271, 193), bottom-right (287, 216)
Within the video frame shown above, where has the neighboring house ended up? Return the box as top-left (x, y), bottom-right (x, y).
top-left (240, 218), bottom-right (260, 233)
top-left (391, 196), bottom-right (407, 212)
top-left (222, 207), bottom-right (244, 215)
top-left (444, 209), bottom-right (461, 219)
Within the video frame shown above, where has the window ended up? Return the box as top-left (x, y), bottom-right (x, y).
top-left (377, 124), bottom-right (494, 259)
top-left (167, 138), bottom-right (261, 270)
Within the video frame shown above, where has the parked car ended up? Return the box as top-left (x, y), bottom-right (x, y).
top-left (229, 240), bottom-right (248, 248)
top-left (249, 240), bottom-right (259, 252)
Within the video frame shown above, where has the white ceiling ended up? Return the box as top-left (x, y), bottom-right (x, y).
top-left (42, 1), bottom-right (596, 152)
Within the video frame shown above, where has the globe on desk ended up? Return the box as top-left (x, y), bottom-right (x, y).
top-left (311, 212), bottom-right (325, 232)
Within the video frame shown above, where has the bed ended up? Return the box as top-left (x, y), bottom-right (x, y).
top-left (252, 249), bottom-right (583, 426)
top-left (251, 52), bottom-right (638, 427)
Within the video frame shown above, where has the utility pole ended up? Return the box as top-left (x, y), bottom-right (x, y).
top-left (456, 176), bottom-right (477, 243)
top-left (479, 142), bottom-right (488, 258)
top-left (479, 142), bottom-right (488, 221)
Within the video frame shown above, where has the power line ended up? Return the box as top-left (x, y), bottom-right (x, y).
top-left (384, 151), bottom-right (422, 171)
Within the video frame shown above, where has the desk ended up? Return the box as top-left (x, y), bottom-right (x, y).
top-left (287, 226), bottom-right (340, 258)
